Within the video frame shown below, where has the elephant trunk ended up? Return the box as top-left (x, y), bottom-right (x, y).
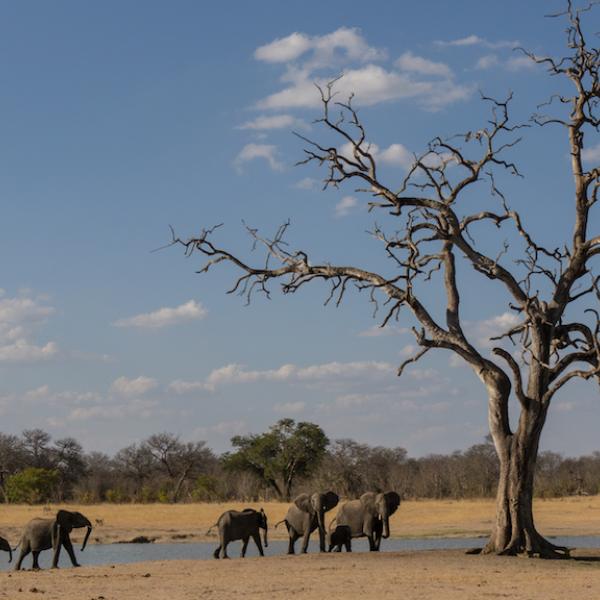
top-left (81, 526), bottom-right (92, 551)
top-left (262, 526), bottom-right (268, 548)
top-left (382, 515), bottom-right (390, 539)
top-left (7, 547), bottom-right (11, 563)
top-left (316, 509), bottom-right (326, 551)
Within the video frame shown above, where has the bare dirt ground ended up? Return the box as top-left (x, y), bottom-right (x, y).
top-left (2, 549), bottom-right (600, 600)
top-left (1, 496), bottom-right (599, 545)
top-left (1, 499), bottom-right (600, 599)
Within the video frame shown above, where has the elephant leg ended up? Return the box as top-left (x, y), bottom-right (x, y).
top-left (14, 546), bottom-right (29, 571)
top-left (63, 538), bottom-right (80, 567)
top-left (213, 545), bottom-right (221, 559)
top-left (251, 531), bottom-right (264, 557)
top-left (367, 534), bottom-right (376, 551)
top-left (240, 537), bottom-right (249, 558)
top-left (32, 551), bottom-right (41, 570)
top-left (287, 529), bottom-right (299, 555)
top-left (300, 529), bottom-right (311, 554)
top-left (51, 543), bottom-right (62, 568)
top-left (221, 540), bottom-right (230, 559)
top-left (344, 538), bottom-right (352, 552)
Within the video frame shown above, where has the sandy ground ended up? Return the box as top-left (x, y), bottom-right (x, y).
top-left (1, 499), bottom-right (600, 599)
top-left (1, 496), bottom-right (599, 545)
top-left (1, 549), bottom-right (600, 600)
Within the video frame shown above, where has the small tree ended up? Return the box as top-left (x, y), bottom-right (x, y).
top-left (223, 419), bottom-right (329, 500)
top-left (175, 5), bottom-right (599, 556)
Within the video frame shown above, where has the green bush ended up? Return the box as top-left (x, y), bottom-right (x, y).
top-left (5, 468), bottom-right (59, 504)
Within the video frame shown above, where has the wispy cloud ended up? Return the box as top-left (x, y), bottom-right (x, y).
top-left (113, 300), bottom-right (207, 329)
top-left (170, 360), bottom-right (396, 394)
top-left (396, 51), bottom-right (452, 78)
top-left (234, 143), bottom-right (284, 173)
top-left (273, 401), bottom-right (306, 414)
top-left (582, 143), bottom-right (600, 164)
top-left (111, 376), bottom-right (158, 397)
top-left (335, 195), bottom-right (359, 217)
top-left (237, 114), bottom-right (303, 131)
top-left (435, 35), bottom-right (518, 49)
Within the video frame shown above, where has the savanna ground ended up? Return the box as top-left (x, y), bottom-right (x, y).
top-left (1, 498), bottom-right (600, 599)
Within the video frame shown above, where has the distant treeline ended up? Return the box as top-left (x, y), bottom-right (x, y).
top-left (0, 420), bottom-right (598, 504)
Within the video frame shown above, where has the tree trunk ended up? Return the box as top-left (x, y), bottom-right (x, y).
top-left (483, 388), bottom-right (569, 558)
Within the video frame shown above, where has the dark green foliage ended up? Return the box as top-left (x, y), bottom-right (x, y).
top-left (223, 419), bottom-right (329, 500)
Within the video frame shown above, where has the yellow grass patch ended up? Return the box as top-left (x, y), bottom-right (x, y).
top-left (0, 496), bottom-right (599, 544)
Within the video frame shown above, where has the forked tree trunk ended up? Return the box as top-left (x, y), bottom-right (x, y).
top-left (483, 383), bottom-right (569, 558)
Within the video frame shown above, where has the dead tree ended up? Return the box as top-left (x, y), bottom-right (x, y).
top-left (175, 4), bottom-right (599, 557)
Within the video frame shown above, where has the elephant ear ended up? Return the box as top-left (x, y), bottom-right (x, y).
top-left (385, 491), bottom-right (401, 515)
top-left (294, 493), bottom-right (314, 514)
top-left (359, 492), bottom-right (376, 511)
top-left (322, 491), bottom-right (339, 512)
top-left (56, 510), bottom-right (73, 532)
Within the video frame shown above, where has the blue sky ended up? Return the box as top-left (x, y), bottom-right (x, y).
top-left (1, 1), bottom-right (598, 456)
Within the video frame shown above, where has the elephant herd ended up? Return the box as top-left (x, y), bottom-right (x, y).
top-left (0, 490), bottom-right (400, 569)
top-left (212, 490), bottom-right (401, 559)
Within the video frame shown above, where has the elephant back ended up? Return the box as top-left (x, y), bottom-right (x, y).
top-left (334, 499), bottom-right (365, 536)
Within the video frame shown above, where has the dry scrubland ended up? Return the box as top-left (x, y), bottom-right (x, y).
top-left (1, 496), bottom-right (600, 544)
top-left (2, 498), bottom-right (600, 599)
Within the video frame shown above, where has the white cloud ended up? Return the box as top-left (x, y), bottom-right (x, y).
top-left (194, 420), bottom-right (248, 439)
top-left (24, 385), bottom-right (50, 401)
top-left (582, 143), bottom-right (600, 164)
top-left (237, 114), bottom-right (300, 130)
top-left (335, 195), bottom-right (358, 217)
top-left (169, 360), bottom-right (396, 394)
top-left (339, 141), bottom-right (414, 170)
top-left (475, 54), bottom-right (499, 70)
top-left (113, 300), bottom-right (207, 329)
top-left (273, 401), bottom-right (306, 414)
top-left (435, 35), bottom-right (518, 49)
top-left (294, 177), bottom-right (319, 190)
top-left (470, 312), bottom-right (521, 347)
top-left (378, 143), bottom-right (414, 168)
top-left (0, 293), bottom-right (58, 363)
top-left (234, 143), bottom-right (284, 173)
top-left (111, 376), bottom-right (158, 397)
top-left (257, 64), bottom-right (472, 111)
top-left (505, 55), bottom-right (536, 71)
top-left (396, 51), bottom-right (452, 78)
top-left (254, 27), bottom-right (384, 65)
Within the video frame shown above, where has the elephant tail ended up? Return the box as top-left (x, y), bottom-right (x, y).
top-left (205, 523), bottom-right (218, 536)
top-left (273, 519), bottom-right (287, 529)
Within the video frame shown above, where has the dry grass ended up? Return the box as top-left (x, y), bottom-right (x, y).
top-left (1, 496), bottom-right (599, 544)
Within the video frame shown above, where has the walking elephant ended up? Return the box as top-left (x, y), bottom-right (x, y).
top-left (212, 508), bottom-right (268, 559)
top-left (14, 510), bottom-right (92, 570)
top-left (276, 491), bottom-right (339, 554)
top-left (0, 536), bottom-right (12, 562)
top-left (335, 491), bottom-right (400, 551)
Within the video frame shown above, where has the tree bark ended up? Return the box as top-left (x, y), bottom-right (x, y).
top-left (483, 384), bottom-right (569, 558)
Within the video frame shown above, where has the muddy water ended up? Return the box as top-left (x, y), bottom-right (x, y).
top-left (5, 535), bottom-right (599, 571)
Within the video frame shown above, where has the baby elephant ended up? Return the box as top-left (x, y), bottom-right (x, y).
top-left (212, 508), bottom-right (268, 559)
top-left (328, 525), bottom-right (352, 552)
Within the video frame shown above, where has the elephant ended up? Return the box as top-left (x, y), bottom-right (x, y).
top-left (327, 525), bottom-right (352, 553)
top-left (276, 491), bottom-right (339, 554)
top-left (14, 510), bottom-right (92, 570)
top-left (0, 536), bottom-right (12, 562)
top-left (212, 508), bottom-right (268, 559)
top-left (334, 491), bottom-right (400, 551)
